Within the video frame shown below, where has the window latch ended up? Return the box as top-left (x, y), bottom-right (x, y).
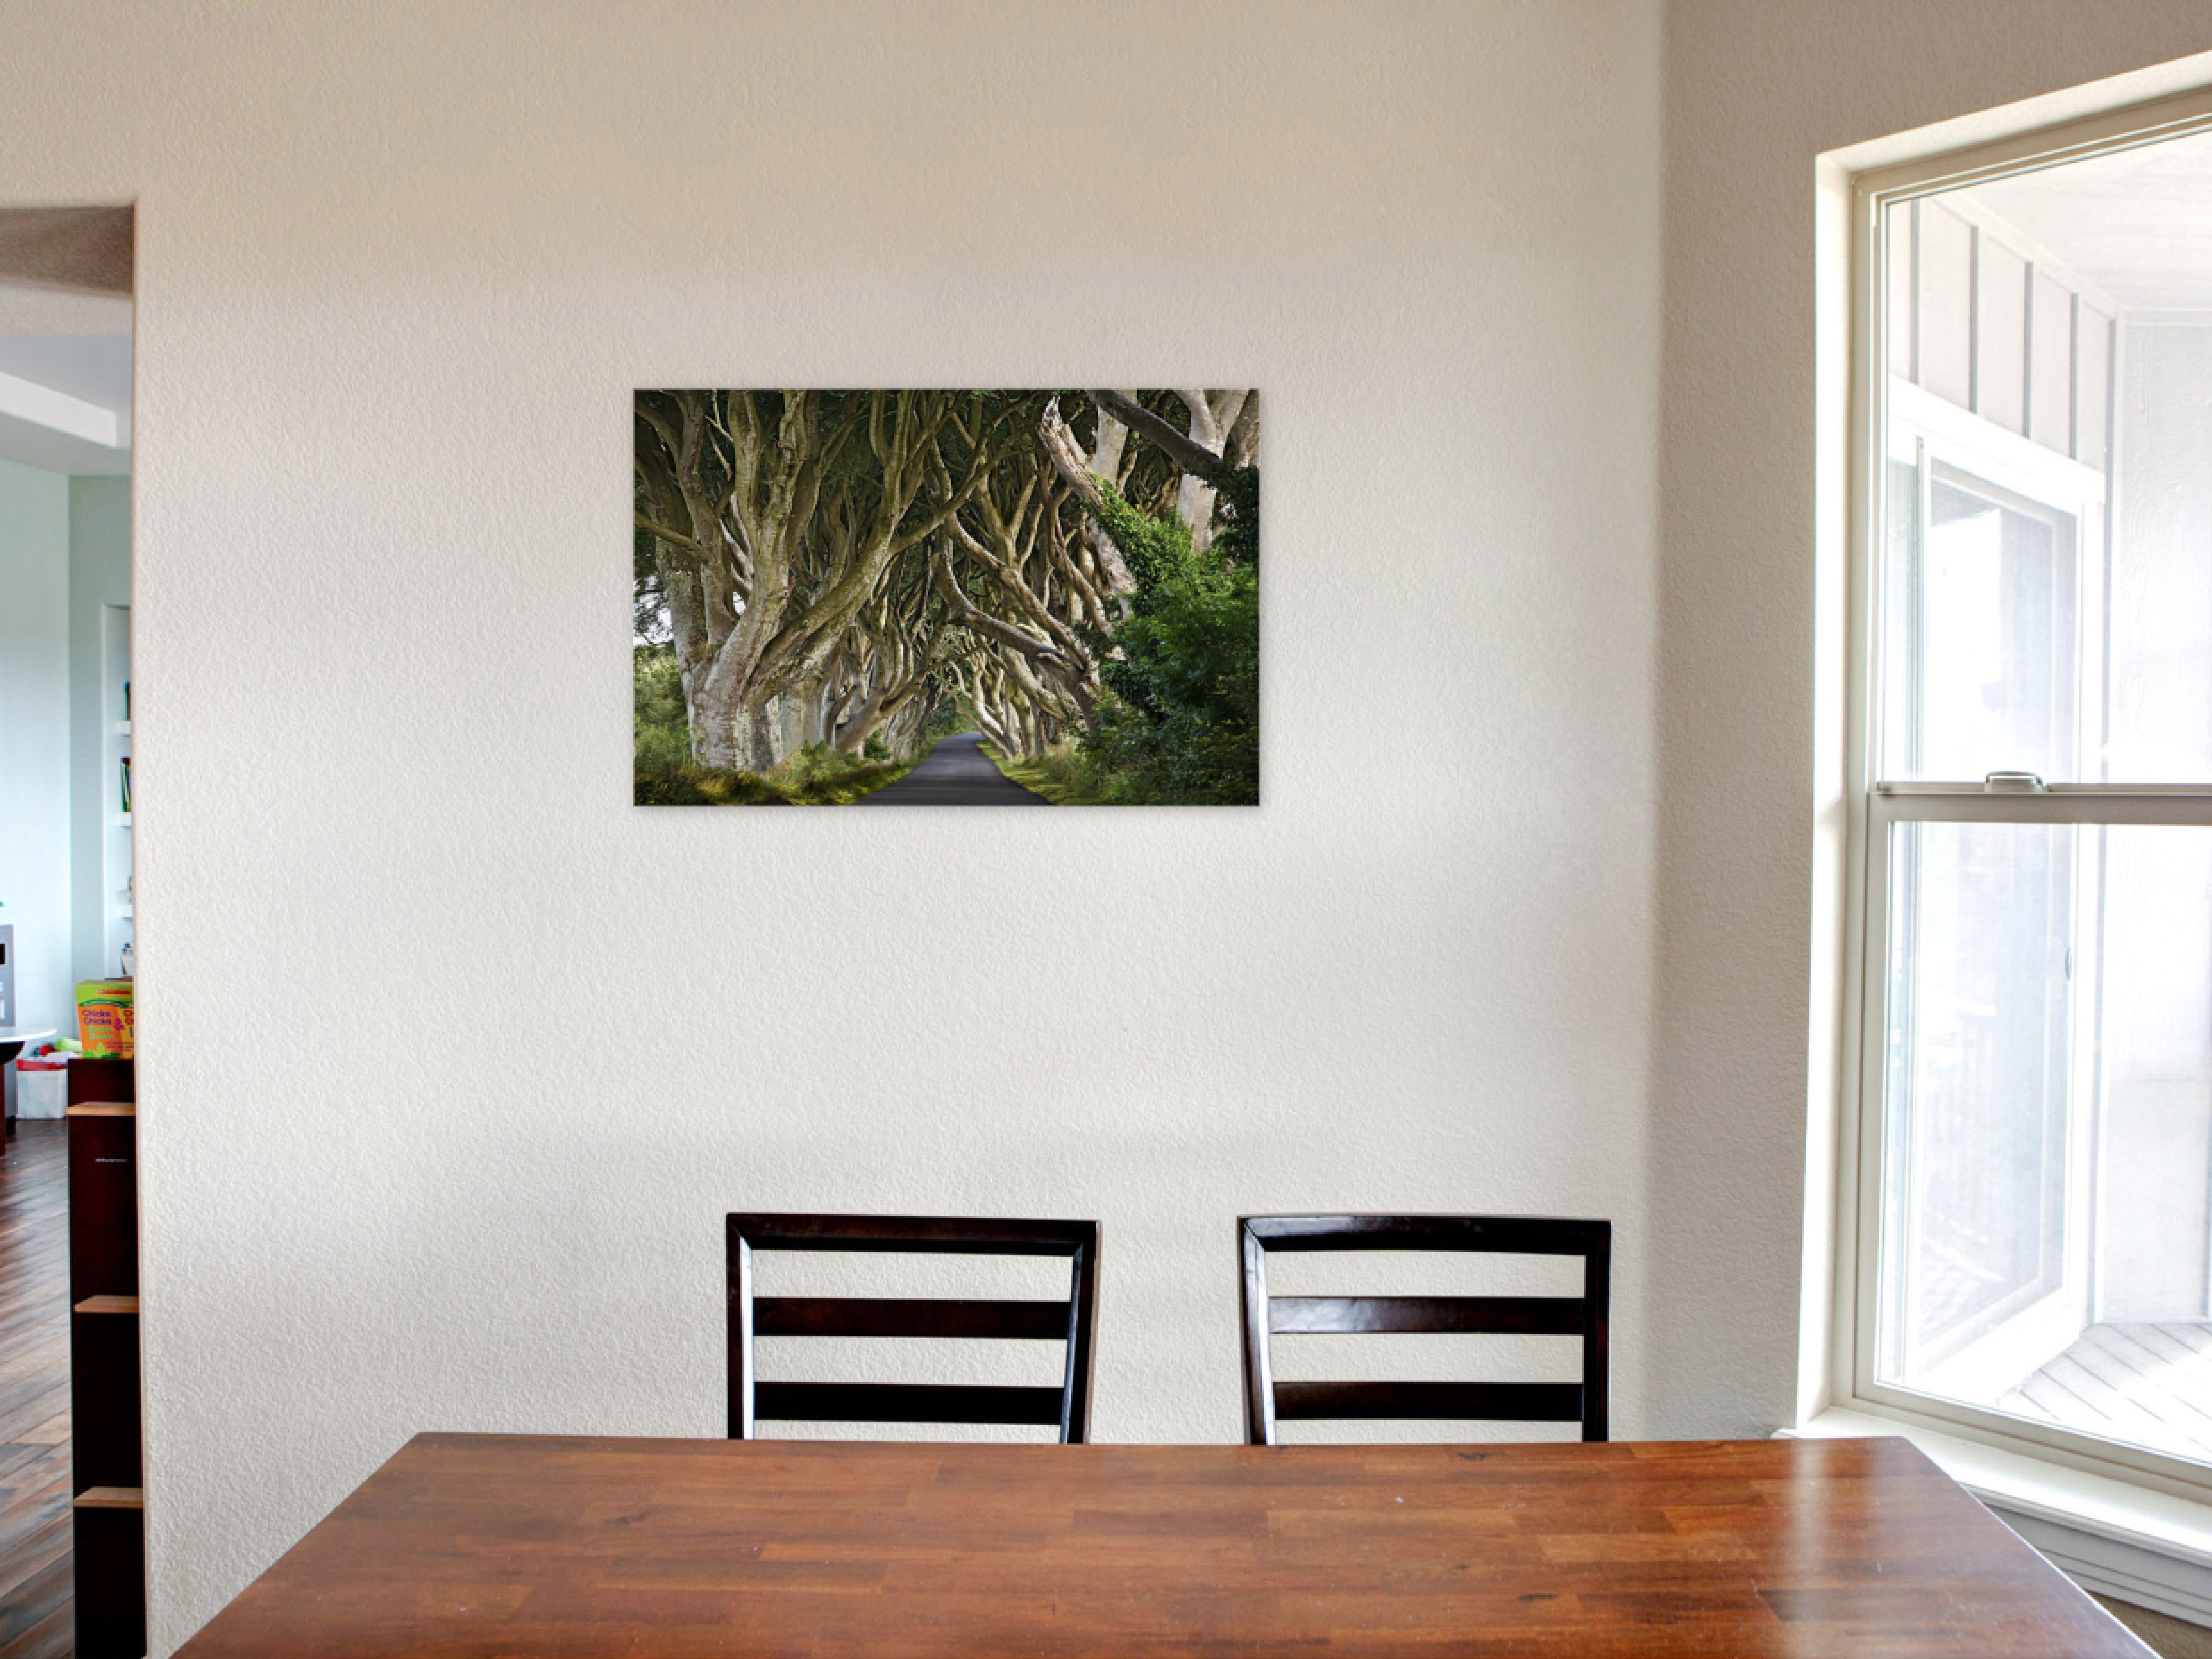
top-left (1984, 770), bottom-right (2048, 792)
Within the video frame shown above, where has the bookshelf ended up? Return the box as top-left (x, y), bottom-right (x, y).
top-left (68, 1055), bottom-right (144, 1658)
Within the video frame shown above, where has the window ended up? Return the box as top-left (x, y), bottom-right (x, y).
top-left (1848, 106), bottom-right (2212, 1492)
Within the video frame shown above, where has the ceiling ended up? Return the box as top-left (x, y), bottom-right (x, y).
top-left (0, 207), bottom-right (132, 477)
top-left (1968, 127), bottom-right (2212, 319)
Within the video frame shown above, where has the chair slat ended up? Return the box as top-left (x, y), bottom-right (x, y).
top-left (753, 1382), bottom-right (1067, 1427)
top-left (1271, 1380), bottom-right (1584, 1423)
top-left (1268, 1295), bottom-right (1584, 1336)
top-left (731, 1214), bottom-right (1092, 1256)
top-left (755, 1297), bottom-right (1071, 1340)
top-left (1245, 1215), bottom-right (1609, 1256)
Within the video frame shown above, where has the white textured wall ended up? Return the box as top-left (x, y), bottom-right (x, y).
top-left (0, 457), bottom-right (72, 1034)
top-left (0, 5), bottom-right (1663, 1649)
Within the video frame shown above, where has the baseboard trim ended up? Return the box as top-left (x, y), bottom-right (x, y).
top-left (1992, 1501), bottom-right (2212, 1626)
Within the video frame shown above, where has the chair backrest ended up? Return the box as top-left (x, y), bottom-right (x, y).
top-left (727, 1213), bottom-right (1101, 1443)
top-left (1238, 1214), bottom-right (1609, 1446)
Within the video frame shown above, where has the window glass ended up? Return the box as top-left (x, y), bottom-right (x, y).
top-left (1917, 202), bottom-right (1975, 410)
top-left (1879, 821), bottom-right (2212, 1468)
top-left (1880, 451), bottom-right (2081, 781)
top-left (2107, 325), bottom-right (2212, 780)
top-left (1878, 821), bottom-right (2073, 1390)
top-left (1866, 124), bottom-right (2212, 1479)
top-left (1976, 237), bottom-right (2030, 435)
top-left (1880, 139), bottom-right (2212, 783)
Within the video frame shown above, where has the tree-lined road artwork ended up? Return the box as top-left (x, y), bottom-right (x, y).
top-left (634, 390), bottom-right (1258, 806)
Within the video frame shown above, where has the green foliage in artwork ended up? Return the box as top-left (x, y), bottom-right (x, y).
top-left (983, 741), bottom-right (1112, 806)
top-left (1074, 473), bottom-right (1260, 806)
top-left (1209, 461), bottom-right (1260, 570)
top-left (770, 743), bottom-right (919, 804)
top-left (632, 646), bottom-right (690, 774)
top-left (632, 646), bottom-right (919, 804)
top-left (634, 743), bottom-right (918, 807)
top-left (633, 765), bottom-right (783, 806)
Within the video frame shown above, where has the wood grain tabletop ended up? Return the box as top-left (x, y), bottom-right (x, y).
top-left (174, 1432), bottom-right (2151, 1658)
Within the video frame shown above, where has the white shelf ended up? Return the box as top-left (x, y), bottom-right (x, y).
top-left (111, 812), bottom-right (131, 828)
top-left (114, 720), bottom-right (131, 736)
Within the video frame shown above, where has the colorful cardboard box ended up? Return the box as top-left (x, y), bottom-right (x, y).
top-left (75, 978), bottom-right (134, 1060)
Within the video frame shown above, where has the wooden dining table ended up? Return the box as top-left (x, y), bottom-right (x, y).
top-left (174, 1431), bottom-right (2151, 1657)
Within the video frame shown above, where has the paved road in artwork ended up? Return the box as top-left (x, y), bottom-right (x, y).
top-left (855, 732), bottom-right (1051, 806)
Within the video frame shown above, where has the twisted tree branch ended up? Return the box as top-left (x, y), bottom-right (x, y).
top-left (1087, 389), bottom-right (1231, 484)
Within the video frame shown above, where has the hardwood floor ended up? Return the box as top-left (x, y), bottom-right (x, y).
top-left (0, 1122), bottom-right (73, 1657)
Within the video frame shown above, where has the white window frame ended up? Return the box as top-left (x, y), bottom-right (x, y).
top-left (1837, 84), bottom-right (2212, 1504)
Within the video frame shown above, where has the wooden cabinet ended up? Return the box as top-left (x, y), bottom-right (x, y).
top-left (68, 1055), bottom-right (144, 1659)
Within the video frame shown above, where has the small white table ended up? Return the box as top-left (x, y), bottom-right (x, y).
top-left (0, 1025), bottom-right (58, 1149)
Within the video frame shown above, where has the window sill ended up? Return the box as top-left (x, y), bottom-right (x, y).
top-left (1785, 1407), bottom-right (2212, 1627)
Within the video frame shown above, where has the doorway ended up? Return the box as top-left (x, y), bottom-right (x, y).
top-left (0, 203), bottom-right (133, 1659)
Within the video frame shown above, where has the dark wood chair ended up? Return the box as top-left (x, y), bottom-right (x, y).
top-left (1238, 1214), bottom-right (1609, 1446)
top-left (727, 1214), bottom-right (1101, 1442)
